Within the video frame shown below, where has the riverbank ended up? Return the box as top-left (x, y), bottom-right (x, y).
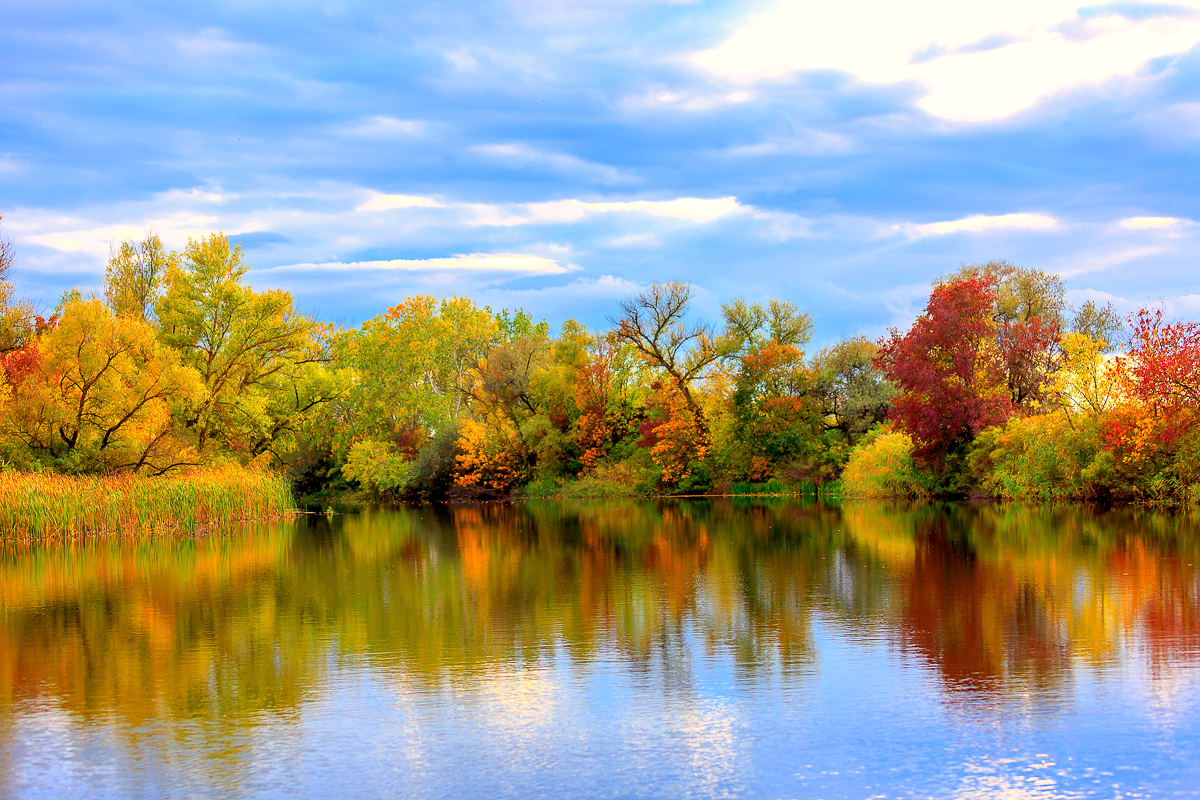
top-left (0, 468), bottom-right (295, 540)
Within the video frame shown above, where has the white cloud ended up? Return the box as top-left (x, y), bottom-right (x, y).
top-left (725, 129), bottom-right (854, 157)
top-left (692, 1), bottom-right (1200, 121)
top-left (343, 116), bottom-right (426, 138)
top-left (1055, 245), bottom-right (1170, 278)
top-left (609, 232), bottom-right (660, 247)
top-left (356, 192), bottom-right (445, 212)
top-left (263, 253), bottom-right (577, 275)
top-left (19, 212), bottom-right (223, 257)
top-left (520, 196), bottom-right (746, 224)
top-left (471, 143), bottom-right (631, 183)
top-left (896, 212), bottom-right (1059, 237)
top-left (752, 210), bottom-right (814, 241)
top-left (625, 87), bottom-right (754, 112)
top-left (1119, 216), bottom-right (1197, 230)
top-left (481, 274), bottom-right (646, 304)
top-left (353, 190), bottom-right (743, 226)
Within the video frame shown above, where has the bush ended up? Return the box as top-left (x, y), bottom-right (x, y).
top-left (841, 427), bottom-right (930, 498)
top-left (342, 440), bottom-right (410, 499)
top-left (558, 460), bottom-right (652, 500)
top-left (405, 422), bottom-right (461, 500)
top-left (967, 412), bottom-right (1112, 500)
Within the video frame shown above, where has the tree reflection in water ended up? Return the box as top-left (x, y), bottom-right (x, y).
top-left (2, 499), bottom-right (1200, 784)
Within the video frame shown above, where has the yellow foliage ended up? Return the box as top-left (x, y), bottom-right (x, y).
top-left (3, 297), bottom-right (205, 473)
top-left (1049, 331), bottom-right (1121, 418)
top-left (842, 429), bottom-right (927, 498)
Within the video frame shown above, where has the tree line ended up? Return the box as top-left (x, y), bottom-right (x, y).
top-left (2, 220), bottom-right (1198, 502)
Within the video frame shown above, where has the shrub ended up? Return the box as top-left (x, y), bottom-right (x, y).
top-left (342, 439), bottom-right (410, 498)
top-left (405, 422), bottom-right (461, 500)
top-left (968, 412), bottom-right (1112, 500)
top-left (841, 428), bottom-right (930, 498)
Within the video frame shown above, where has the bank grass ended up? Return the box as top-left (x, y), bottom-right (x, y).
top-left (0, 467), bottom-right (295, 540)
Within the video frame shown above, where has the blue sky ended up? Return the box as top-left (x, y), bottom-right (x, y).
top-left (3, 0), bottom-right (1200, 345)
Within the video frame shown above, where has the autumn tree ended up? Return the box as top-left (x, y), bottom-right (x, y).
top-left (1122, 307), bottom-right (1200, 410)
top-left (0, 297), bottom-right (204, 473)
top-left (947, 261), bottom-right (1064, 406)
top-left (813, 336), bottom-right (894, 443)
top-left (104, 234), bottom-right (177, 323)
top-left (0, 212), bottom-right (35, 357)
top-left (876, 274), bottom-right (1011, 466)
top-left (1048, 332), bottom-right (1120, 421)
top-left (721, 297), bottom-right (813, 357)
top-left (1071, 300), bottom-right (1124, 352)
top-left (156, 233), bottom-right (334, 457)
top-left (614, 282), bottom-right (731, 424)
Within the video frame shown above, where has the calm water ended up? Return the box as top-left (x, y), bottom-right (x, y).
top-left (3, 500), bottom-right (1200, 799)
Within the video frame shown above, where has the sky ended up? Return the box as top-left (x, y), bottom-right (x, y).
top-left (2, 0), bottom-right (1200, 345)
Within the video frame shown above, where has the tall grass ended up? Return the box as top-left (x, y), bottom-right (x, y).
top-left (0, 468), bottom-right (295, 540)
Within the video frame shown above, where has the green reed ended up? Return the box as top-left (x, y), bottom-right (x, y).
top-left (0, 468), bottom-right (295, 540)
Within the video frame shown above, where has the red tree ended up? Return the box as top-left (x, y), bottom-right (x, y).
top-left (876, 275), bottom-right (1011, 464)
top-left (1124, 307), bottom-right (1200, 409)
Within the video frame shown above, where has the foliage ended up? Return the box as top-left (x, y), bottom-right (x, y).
top-left (1048, 331), bottom-right (1121, 420)
top-left (968, 412), bottom-right (1113, 500)
top-left (1122, 307), bottom-right (1200, 410)
top-left (813, 335), bottom-right (893, 443)
top-left (638, 382), bottom-right (709, 485)
top-left (876, 274), bottom-right (1011, 466)
top-left (945, 261), bottom-right (1064, 407)
top-left (7, 224), bottom-right (1200, 506)
top-left (406, 423), bottom-right (462, 500)
top-left (0, 213), bottom-right (36, 358)
top-left (454, 418), bottom-right (523, 492)
top-left (841, 427), bottom-right (930, 498)
top-left (104, 234), bottom-right (176, 323)
top-left (1, 298), bottom-right (205, 474)
top-left (342, 440), bottom-right (411, 498)
top-left (1071, 299), bottom-right (1124, 352)
top-left (614, 281), bottom-right (732, 422)
top-left (157, 233), bottom-right (334, 458)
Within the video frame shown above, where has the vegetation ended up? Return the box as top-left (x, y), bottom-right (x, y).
top-left (0, 467), bottom-right (293, 540)
top-left (4, 213), bottom-right (1200, 505)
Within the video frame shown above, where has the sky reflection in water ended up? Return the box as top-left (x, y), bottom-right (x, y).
top-left (2, 500), bottom-right (1200, 798)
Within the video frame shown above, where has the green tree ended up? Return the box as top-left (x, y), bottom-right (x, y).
top-left (813, 336), bottom-right (894, 443)
top-left (155, 233), bottom-right (334, 457)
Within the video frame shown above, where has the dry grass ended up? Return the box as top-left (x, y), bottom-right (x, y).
top-left (0, 467), bottom-right (294, 540)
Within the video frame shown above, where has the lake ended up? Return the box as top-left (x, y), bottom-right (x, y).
top-left (2, 500), bottom-right (1200, 798)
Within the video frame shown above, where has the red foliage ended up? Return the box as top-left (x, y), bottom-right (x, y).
top-left (636, 382), bottom-right (666, 448)
top-left (1, 339), bottom-right (42, 387)
top-left (1000, 314), bottom-right (1061, 406)
top-left (876, 275), bottom-right (1011, 463)
top-left (1124, 307), bottom-right (1200, 409)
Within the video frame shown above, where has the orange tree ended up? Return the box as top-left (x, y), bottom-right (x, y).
top-left (728, 340), bottom-right (823, 482)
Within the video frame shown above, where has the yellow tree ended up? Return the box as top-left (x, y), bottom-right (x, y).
top-left (1049, 331), bottom-right (1121, 422)
top-left (1, 297), bottom-right (205, 473)
top-left (104, 233), bottom-right (177, 323)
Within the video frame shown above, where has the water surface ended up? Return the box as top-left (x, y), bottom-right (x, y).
top-left (3, 500), bottom-right (1200, 798)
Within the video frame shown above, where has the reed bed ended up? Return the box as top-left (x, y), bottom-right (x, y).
top-left (0, 468), bottom-right (295, 540)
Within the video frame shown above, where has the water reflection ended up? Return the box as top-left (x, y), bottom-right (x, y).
top-left (3, 500), bottom-right (1200, 797)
